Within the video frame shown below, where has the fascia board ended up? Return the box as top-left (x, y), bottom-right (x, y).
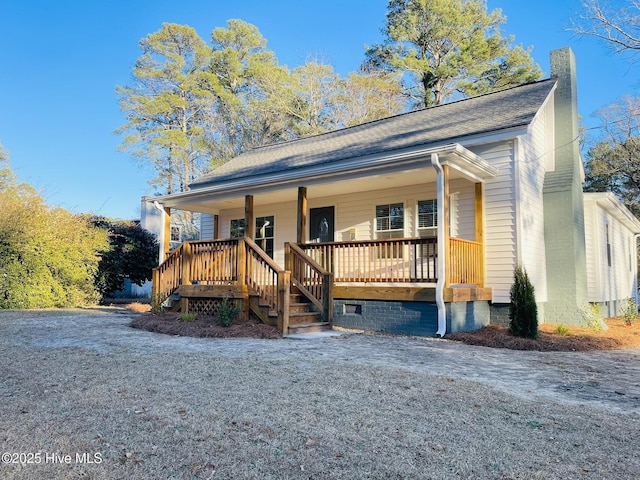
top-left (593, 193), bottom-right (640, 233)
top-left (158, 143), bottom-right (482, 203)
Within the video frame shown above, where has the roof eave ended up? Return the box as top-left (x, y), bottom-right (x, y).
top-left (154, 143), bottom-right (496, 210)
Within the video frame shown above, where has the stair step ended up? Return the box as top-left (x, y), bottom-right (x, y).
top-left (289, 302), bottom-right (311, 313)
top-left (289, 311), bottom-right (321, 325)
top-left (287, 322), bottom-right (331, 335)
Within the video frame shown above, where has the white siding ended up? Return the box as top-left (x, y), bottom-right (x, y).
top-left (200, 214), bottom-right (215, 240)
top-left (217, 182), bottom-right (478, 268)
top-left (449, 179), bottom-right (476, 240)
top-left (585, 201), bottom-right (637, 302)
top-left (516, 111), bottom-right (550, 303)
top-left (470, 141), bottom-right (516, 303)
top-left (584, 203), bottom-right (599, 299)
top-left (218, 202), bottom-right (297, 267)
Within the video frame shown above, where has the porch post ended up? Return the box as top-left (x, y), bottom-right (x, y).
top-left (162, 207), bottom-right (171, 261)
top-left (245, 195), bottom-right (254, 239)
top-left (475, 183), bottom-right (485, 288)
top-left (213, 214), bottom-right (220, 240)
top-left (297, 186), bottom-right (307, 244)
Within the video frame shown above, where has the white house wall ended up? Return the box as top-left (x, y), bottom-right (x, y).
top-left (214, 182), bottom-right (478, 269)
top-left (585, 202), bottom-right (637, 303)
top-left (514, 110), bottom-right (551, 304)
top-left (470, 141), bottom-right (517, 303)
top-left (200, 214), bottom-right (215, 240)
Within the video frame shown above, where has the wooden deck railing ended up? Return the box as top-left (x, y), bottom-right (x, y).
top-left (152, 239), bottom-right (240, 301)
top-left (152, 242), bottom-right (185, 300)
top-left (299, 238), bottom-right (439, 283)
top-left (152, 235), bottom-right (483, 331)
top-left (244, 237), bottom-right (290, 333)
top-left (299, 237), bottom-right (483, 286)
top-left (152, 238), bottom-right (289, 333)
top-left (286, 243), bottom-right (333, 323)
top-left (449, 237), bottom-right (483, 285)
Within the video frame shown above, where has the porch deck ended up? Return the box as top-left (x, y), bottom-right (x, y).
top-left (152, 237), bottom-right (491, 336)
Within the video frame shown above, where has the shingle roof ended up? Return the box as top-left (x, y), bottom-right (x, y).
top-left (191, 79), bottom-right (556, 188)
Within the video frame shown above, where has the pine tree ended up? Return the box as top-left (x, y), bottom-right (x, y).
top-left (509, 266), bottom-right (538, 339)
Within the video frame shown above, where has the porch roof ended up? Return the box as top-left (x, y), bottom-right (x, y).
top-left (155, 143), bottom-right (497, 212)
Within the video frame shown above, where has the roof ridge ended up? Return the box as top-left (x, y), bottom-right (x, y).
top-left (241, 77), bottom-right (556, 155)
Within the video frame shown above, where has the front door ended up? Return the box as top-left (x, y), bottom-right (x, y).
top-left (309, 206), bottom-right (335, 243)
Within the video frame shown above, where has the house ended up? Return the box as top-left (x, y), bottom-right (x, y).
top-left (143, 47), bottom-right (640, 337)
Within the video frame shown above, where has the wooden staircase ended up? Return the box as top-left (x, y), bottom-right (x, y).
top-left (251, 286), bottom-right (331, 336)
top-left (287, 287), bottom-right (331, 335)
top-left (153, 238), bottom-right (333, 337)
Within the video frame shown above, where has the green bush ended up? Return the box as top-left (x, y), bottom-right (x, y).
top-left (179, 313), bottom-right (197, 322)
top-left (90, 217), bottom-right (158, 298)
top-left (580, 302), bottom-right (607, 331)
top-left (0, 150), bottom-right (108, 308)
top-left (620, 297), bottom-right (638, 325)
top-left (509, 266), bottom-right (538, 339)
top-left (217, 297), bottom-right (241, 327)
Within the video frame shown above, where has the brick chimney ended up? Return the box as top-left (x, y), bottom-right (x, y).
top-left (542, 47), bottom-right (588, 325)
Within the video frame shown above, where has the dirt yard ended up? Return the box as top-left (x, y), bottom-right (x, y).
top-left (1, 308), bottom-right (639, 479)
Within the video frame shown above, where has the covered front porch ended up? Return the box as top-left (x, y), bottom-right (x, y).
top-left (150, 144), bottom-right (496, 336)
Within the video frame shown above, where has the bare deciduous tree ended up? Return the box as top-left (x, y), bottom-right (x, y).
top-left (571, 0), bottom-right (640, 60)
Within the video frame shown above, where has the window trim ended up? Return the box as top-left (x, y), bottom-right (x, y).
top-left (606, 221), bottom-right (612, 267)
top-left (374, 202), bottom-right (405, 239)
top-left (255, 215), bottom-right (275, 258)
top-left (229, 218), bottom-right (245, 239)
top-left (417, 199), bottom-right (438, 238)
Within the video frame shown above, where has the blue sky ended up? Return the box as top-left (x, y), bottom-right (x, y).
top-left (0, 0), bottom-right (637, 219)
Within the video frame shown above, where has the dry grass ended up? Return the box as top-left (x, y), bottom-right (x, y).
top-left (447, 318), bottom-right (640, 351)
top-left (2, 341), bottom-right (639, 479)
top-left (126, 302), bottom-right (152, 313)
top-left (1, 310), bottom-right (640, 479)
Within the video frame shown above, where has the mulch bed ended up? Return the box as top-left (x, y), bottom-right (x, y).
top-left (129, 309), bottom-right (640, 351)
top-left (447, 321), bottom-right (640, 351)
top-left (129, 313), bottom-right (283, 339)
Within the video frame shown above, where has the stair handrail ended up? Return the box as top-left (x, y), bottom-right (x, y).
top-left (243, 237), bottom-right (290, 334)
top-left (152, 239), bottom-right (240, 303)
top-left (286, 242), bottom-right (333, 323)
top-left (152, 243), bottom-right (185, 302)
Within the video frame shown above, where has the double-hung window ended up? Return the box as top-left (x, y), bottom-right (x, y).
top-left (230, 218), bottom-right (245, 239)
top-left (375, 203), bottom-right (404, 239)
top-left (417, 199), bottom-right (437, 238)
top-left (255, 215), bottom-right (275, 258)
top-left (375, 203), bottom-right (404, 258)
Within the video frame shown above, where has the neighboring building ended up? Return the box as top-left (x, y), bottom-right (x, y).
top-left (141, 47), bottom-right (640, 336)
top-left (584, 192), bottom-right (640, 317)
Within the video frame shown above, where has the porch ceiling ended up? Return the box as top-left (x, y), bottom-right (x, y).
top-left (156, 143), bottom-right (496, 213)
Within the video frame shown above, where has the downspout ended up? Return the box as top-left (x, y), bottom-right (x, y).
top-left (430, 153), bottom-right (447, 337)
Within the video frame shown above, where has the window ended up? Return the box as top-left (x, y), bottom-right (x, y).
top-left (255, 215), bottom-right (274, 258)
top-left (170, 225), bottom-right (181, 243)
top-left (606, 221), bottom-right (612, 267)
top-left (417, 199), bottom-right (437, 238)
top-left (230, 218), bottom-right (245, 238)
top-left (375, 203), bottom-right (403, 258)
top-left (375, 203), bottom-right (404, 239)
